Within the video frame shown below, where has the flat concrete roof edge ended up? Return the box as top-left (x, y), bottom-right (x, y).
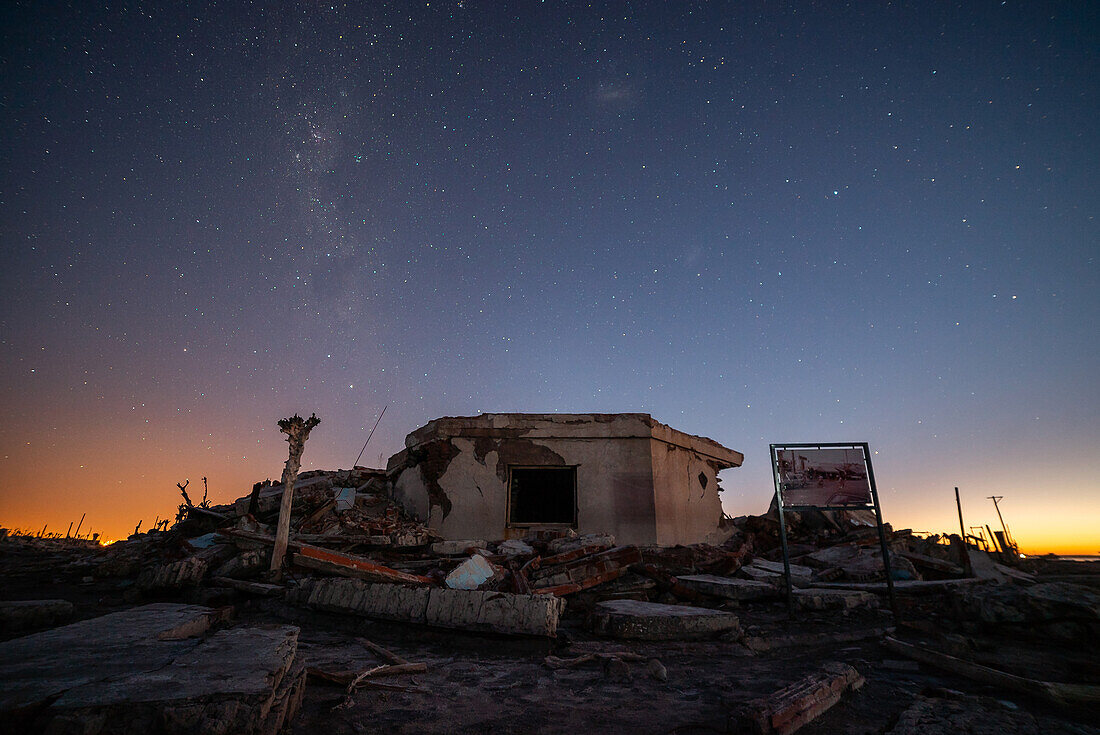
top-left (400, 413), bottom-right (743, 468)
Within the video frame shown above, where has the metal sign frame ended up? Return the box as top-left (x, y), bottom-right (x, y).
top-left (769, 442), bottom-right (898, 618)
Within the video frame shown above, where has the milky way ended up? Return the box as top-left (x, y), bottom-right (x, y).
top-left (1, 2), bottom-right (1097, 549)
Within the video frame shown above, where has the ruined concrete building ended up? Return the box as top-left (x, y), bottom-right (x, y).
top-left (386, 413), bottom-right (744, 546)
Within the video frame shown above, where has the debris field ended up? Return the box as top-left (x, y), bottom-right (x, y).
top-left (1, 464), bottom-right (1098, 734)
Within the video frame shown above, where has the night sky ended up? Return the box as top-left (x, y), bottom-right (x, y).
top-left (2, 2), bottom-right (1097, 552)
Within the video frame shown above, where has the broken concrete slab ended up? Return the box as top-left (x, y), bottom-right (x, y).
top-left (45, 625), bottom-right (303, 735)
top-left (0, 604), bottom-right (301, 734)
top-left (0, 599), bottom-right (74, 635)
top-left (676, 574), bottom-right (780, 601)
top-left (966, 549), bottom-right (1008, 583)
top-left (304, 577), bottom-right (566, 636)
top-left (137, 556), bottom-right (208, 590)
top-left (810, 578), bottom-right (983, 595)
top-left (425, 586), bottom-right (565, 636)
top-left (497, 539), bottom-right (535, 556)
top-left (0, 603), bottom-right (222, 715)
top-left (792, 588), bottom-right (878, 611)
top-left (445, 554), bottom-right (504, 590)
top-left (430, 540), bottom-right (489, 556)
top-left (895, 549), bottom-right (963, 576)
top-left (589, 599), bottom-right (741, 640)
top-left (546, 533), bottom-right (615, 555)
top-left (741, 560), bottom-right (813, 585)
top-left (746, 662), bottom-right (864, 735)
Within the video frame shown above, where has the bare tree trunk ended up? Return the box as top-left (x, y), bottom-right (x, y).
top-left (269, 413), bottom-right (320, 576)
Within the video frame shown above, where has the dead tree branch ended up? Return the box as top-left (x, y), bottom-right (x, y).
top-left (270, 413), bottom-right (321, 576)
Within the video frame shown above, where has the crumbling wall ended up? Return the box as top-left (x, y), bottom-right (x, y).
top-left (651, 440), bottom-right (728, 546)
top-left (390, 434), bottom-right (660, 544)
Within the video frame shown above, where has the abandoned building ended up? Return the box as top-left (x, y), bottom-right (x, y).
top-left (386, 413), bottom-right (744, 546)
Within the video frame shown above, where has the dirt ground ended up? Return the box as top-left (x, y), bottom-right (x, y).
top-left (272, 601), bottom-right (1098, 735)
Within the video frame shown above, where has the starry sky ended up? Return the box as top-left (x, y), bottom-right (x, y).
top-left (2, 2), bottom-right (1097, 552)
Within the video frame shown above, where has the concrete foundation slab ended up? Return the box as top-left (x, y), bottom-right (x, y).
top-left (590, 599), bottom-right (741, 640)
top-left (0, 604), bottom-right (302, 734)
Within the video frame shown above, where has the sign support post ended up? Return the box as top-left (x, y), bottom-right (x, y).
top-left (769, 442), bottom-right (898, 622)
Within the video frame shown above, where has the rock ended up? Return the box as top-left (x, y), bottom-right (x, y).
top-left (0, 603), bottom-right (302, 734)
top-left (604, 657), bottom-right (632, 682)
top-left (959, 581), bottom-right (1100, 642)
top-left (0, 599), bottom-right (74, 635)
top-left (590, 599), bottom-right (741, 640)
top-left (497, 539), bottom-right (535, 556)
top-left (676, 575), bottom-right (780, 601)
top-left (887, 694), bottom-right (1048, 734)
top-left (647, 658), bottom-right (669, 682)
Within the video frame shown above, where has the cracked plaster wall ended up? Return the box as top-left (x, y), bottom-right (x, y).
top-left (650, 440), bottom-right (729, 545)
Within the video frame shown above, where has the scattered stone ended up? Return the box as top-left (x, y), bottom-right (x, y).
top-left (647, 658), bottom-right (668, 682)
top-left (590, 600), bottom-right (741, 640)
top-left (604, 656), bottom-right (632, 682)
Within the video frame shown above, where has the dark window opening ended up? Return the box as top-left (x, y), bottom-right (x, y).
top-left (508, 467), bottom-right (576, 526)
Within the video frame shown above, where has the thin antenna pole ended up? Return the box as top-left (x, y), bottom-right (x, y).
top-left (988, 496), bottom-right (1015, 553)
top-left (354, 405), bottom-right (388, 467)
top-left (954, 487), bottom-right (966, 540)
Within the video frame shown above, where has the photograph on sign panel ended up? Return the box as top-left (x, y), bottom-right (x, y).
top-left (774, 447), bottom-right (872, 507)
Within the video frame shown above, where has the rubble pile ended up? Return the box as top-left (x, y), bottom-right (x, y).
top-left (17, 467), bottom-right (1075, 637)
top-left (3, 467), bottom-right (1098, 734)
